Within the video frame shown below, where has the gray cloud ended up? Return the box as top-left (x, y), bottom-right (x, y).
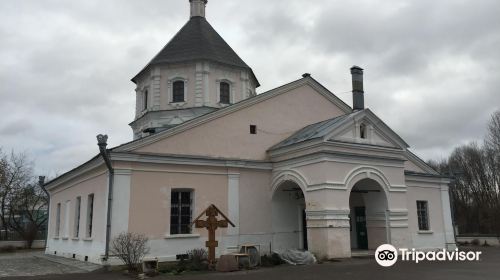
top-left (1, 0), bottom-right (499, 175)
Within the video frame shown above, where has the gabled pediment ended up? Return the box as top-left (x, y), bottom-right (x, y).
top-left (270, 109), bottom-right (409, 152)
top-left (325, 109), bottom-right (408, 149)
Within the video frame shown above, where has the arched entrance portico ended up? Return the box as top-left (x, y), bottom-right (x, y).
top-left (271, 179), bottom-right (307, 251)
top-left (349, 178), bottom-right (389, 251)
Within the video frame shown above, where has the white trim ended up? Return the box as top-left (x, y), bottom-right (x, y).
top-left (110, 152), bottom-right (272, 170)
top-left (271, 170), bottom-right (309, 198)
top-left (45, 157), bottom-right (105, 191)
top-left (272, 151), bottom-right (406, 171)
top-left (49, 170), bottom-right (107, 194)
top-left (405, 150), bottom-right (440, 175)
top-left (110, 170), bottom-right (132, 237)
top-left (269, 137), bottom-right (406, 159)
top-left (227, 174), bottom-right (240, 236)
top-left (164, 234), bottom-right (200, 239)
top-left (168, 76), bottom-right (188, 105)
top-left (216, 79), bottom-right (234, 105)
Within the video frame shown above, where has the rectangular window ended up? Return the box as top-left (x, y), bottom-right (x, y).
top-left (74, 197), bottom-right (81, 238)
top-left (416, 200), bottom-right (430, 231)
top-left (250, 125), bottom-right (257, 134)
top-left (55, 203), bottom-right (61, 237)
top-left (86, 194), bottom-right (94, 238)
top-left (64, 200), bottom-right (71, 238)
top-left (170, 190), bottom-right (193, 235)
top-left (143, 90), bottom-right (148, 110)
top-left (220, 82), bottom-right (230, 104)
top-left (172, 81), bottom-right (185, 103)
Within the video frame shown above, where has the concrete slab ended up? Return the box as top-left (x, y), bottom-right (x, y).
top-left (0, 251), bottom-right (101, 278)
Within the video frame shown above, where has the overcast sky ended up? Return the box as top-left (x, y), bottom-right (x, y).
top-left (1, 0), bottom-right (499, 176)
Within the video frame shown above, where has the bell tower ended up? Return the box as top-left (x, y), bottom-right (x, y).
top-left (130, 0), bottom-right (259, 139)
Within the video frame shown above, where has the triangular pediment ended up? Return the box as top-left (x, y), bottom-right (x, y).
top-left (269, 109), bottom-right (409, 152)
top-left (324, 109), bottom-right (409, 149)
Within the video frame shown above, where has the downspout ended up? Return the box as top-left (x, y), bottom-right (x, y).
top-left (97, 134), bottom-right (114, 262)
top-left (39, 176), bottom-right (48, 250)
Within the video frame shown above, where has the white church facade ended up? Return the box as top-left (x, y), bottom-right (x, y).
top-left (44, 0), bottom-right (456, 264)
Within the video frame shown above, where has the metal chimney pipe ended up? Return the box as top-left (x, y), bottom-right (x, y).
top-left (97, 134), bottom-right (114, 263)
top-left (351, 66), bottom-right (364, 110)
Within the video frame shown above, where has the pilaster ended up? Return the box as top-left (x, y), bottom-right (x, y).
top-left (440, 184), bottom-right (457, 250)
top-left (195, 63), bottom-right (204, 107)
top-left (151, 68), bottom-right (161, 110)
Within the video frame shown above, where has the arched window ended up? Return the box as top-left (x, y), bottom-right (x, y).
top-left (360, 123), bottom-right (367, 139)
top-left (143, 90), bottom-right (148, 110)
top-left (219, 82), bottom-right (230, 104)
top-left (172, 81), bottom-right (185, 103)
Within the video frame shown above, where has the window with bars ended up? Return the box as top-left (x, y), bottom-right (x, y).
top-left (170, 190), bottom-right (193, 235)
top-left (219, 82), bottom-right (230, 104)
top-left (416, 200), bottom-right (430, 230)
top-left (86, 194), bottom-right (94, 238)
top-left (172, 81), bottom-right (185, 103)
top-left (74, 197), bottom-right (81, 238)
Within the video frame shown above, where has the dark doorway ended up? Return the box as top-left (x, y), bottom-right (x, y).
top-left (355, 207), bottom-right (368, 249)
top-left (302, 209), bottom-right (308, 250)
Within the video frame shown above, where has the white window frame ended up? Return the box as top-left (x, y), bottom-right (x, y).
top-left (216, 79), bottom-right (234, 105)
top-left (170, 189), bottom-right (194, 235)
top-left (168, 77), bottom-right (188, 106)
top-left (416, 200), bottom-right (430, 231)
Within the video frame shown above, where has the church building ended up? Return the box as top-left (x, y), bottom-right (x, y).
top-left (44, 0), bottom-right (456, 264)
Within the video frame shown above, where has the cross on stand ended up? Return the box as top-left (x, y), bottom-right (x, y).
top-left (193, 204), bottom-right (235, 268)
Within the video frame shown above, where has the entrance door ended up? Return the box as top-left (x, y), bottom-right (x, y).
top-left (355, 207), bottom-right (368, 249)
top-left (302, 209), bottom-right (308, 250)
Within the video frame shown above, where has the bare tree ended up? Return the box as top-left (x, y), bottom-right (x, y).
top-left (0, 149), bottom-right (47, 246)
top-left (7, 183), bottom-right (48, 248)
top-left (111, 232), bottom-right (150, 272)
top-left (430, 110), bottom-right (500, 236)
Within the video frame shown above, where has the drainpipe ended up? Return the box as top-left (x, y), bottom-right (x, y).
top-left (39, 176), bottom-right (48, 250)
top-left (97, 134), bottom-right (114, 262)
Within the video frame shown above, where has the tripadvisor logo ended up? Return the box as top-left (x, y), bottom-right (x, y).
top-left (375, 244), bottom-right (482, 267)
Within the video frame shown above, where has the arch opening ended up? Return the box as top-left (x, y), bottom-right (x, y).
top-left (271, 180), bottom-right (307, 251)
top-left (349, 178), bottom-right (389, 251)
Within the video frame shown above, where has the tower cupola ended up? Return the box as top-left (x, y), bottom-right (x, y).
top-left (190, 0), bottom-right (207, 18)
top-left (129, 0), bottom-right (259, 139)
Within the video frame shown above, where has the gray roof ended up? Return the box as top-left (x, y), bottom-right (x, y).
top-left (271, 110), bottom-right (363, 150)
top-left (132, 16), bottom-right (259, 85)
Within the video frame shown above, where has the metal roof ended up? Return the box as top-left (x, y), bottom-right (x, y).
top-left (271, 111), bottom-right (363, 150)
top-left (132, 16), bottom-right (259, 85)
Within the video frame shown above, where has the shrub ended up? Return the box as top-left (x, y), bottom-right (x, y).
top-left (187, 248), bottom-right (208, 271)
top-left (482, 240), bottom-right (490, 247)
top-left (471, 239), bottom-right (480, 246)
top-left (111, 232), bottom-right (150, 273)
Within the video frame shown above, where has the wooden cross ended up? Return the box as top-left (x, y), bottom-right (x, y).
top-left (192, 204), bottom-right (235, 266)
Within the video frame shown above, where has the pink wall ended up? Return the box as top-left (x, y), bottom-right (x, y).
top-left (127, 163), bottom-right (229, 239)
top-left (136, 84), bottom-right (347, 160)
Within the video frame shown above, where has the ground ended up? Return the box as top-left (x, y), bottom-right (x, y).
top-left (1, 247), bottom-right (499, 280)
